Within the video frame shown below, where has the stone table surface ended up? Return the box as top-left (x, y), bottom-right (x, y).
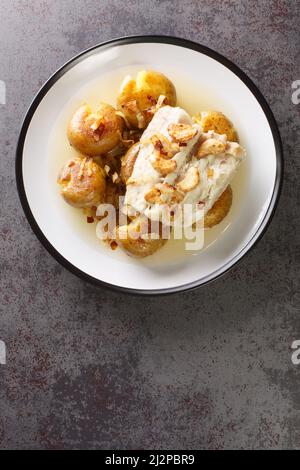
top-left (0, 0), bottom-right (299, 450)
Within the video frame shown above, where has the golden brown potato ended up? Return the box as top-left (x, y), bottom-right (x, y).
top-left (204, 185), bottom-right (232, 228)
top-left (120, 142), bottom-right (140, 184)
top-left (200, 111), bottom-right (238, 142)
top-left (67, 103), bottom-right (124, 156)
top-left (117, 70), bottom-right (177, 129)
top-left (58, 156), bottom-right (106, 208)
top-left (115, 216), bottom-right (167, 258)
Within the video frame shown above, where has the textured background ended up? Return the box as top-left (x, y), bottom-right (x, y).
top-left (0, 0), bottom-right (299, 450)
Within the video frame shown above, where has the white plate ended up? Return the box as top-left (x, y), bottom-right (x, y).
top-left (16, 36), bottom-right (283, 295)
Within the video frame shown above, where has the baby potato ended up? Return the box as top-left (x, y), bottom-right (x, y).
top-left (120, 142), bottom-right (140, 184)
top-left (116, 216), bottom-right (167, 258)
top-left (67, 103), bottom-right (123, 156)
top-left (204, 185), bottom-right (232, 228)
top-left (200, 111), bottom-right (238, 142)
top-left (117, 70), bottom-right (177, 129)
top-left (58, 156), bottom-right (106, 208)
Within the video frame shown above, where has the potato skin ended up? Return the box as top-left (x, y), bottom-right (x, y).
top-left (116, 216), bottom-right (167, 258)
top-left (117, 70), bottom-right (177, 129)
top-left (201, 111), bottom-right (238, 142)
top-left (67, 103), bottom-right (123, 156)
top-left (204, 185), bottom-right (232, 228)
top-left (58, 156), bottom-right (106, 208)
top-left (120, 142), bottom-right (140, 184)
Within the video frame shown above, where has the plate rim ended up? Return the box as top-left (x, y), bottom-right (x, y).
top-left (15, 35), bottom-right (284, 296)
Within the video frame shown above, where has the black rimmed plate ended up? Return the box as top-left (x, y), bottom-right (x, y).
top-left (16, 36), bottom-right (283, 295)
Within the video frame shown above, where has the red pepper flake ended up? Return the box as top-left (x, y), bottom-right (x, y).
top-left (154, 140), bottom-right (163, 152)
top-left (154, 139), bottom-right (168, 156)
top-left (179, 143), bottom-right (187, 147)
top-left (87, 216), bottom-right (94, 223)
top-left (147, 95), bottom-right (157, 105)
top-left (119, 182), bottom-right (126, 193)
top-left (110, 241), bottom-right (118, 250)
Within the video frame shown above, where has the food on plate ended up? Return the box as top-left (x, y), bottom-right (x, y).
top-left (204, 185), bottom-right (232, 228)
top-left (117, 70), bottom-right (176, 129)
top-left (123, 106), bottom-right (245, 228)
top-left (120, 142), bottom-right (140, 184)
top-left (67, 103), bottom-right (123, 156)
top-left (115, 216), bottom-right (166, 258)
top-left (57, 156), bottom-right (106, 208)
top-left (105, 179), bottom-right (125, 210)
top-left (57, 70), bottom-right (246, 258)
top-left (198, 111), bottom-right (238, 142)
top-left (124, 106), bottom-right (201, 217)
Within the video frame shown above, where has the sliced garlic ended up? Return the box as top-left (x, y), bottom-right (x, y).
top-left (167, 123), bottom-right (198, 143)
top-left (197, 138), bottom-right (226, 158)
top-left (177, 167), bottom-right (200, 192)
top-left (151, 156), bottom-right (177, 176)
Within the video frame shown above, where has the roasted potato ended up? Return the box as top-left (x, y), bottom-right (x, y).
top-left (67, 103), bottom-right (123, 156)
top-left (116, 216), bottom-right (167, 258)
top-left (117, 70), bottom-right (177, 129)
top-left (200, 111), bottom-right (238, 142)
top-left (120, 142), bottom-right (140, 184)
top-left (204, 185), bottom-right (232, 228)
top-left (58, 156), bottom-right (106, 208)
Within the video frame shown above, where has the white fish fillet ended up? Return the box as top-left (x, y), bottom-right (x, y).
top-left (123, 106), bottom-right (246, 227)
top-left (166, 131), bottom-right (245, 226)
top-left (124, 106), bottom-right (201, 213)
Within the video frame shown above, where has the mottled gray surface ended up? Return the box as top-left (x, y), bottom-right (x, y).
top-left (0, 0), bottom-right (299, 450)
